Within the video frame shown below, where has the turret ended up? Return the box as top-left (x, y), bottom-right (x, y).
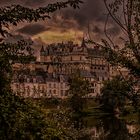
top-left (81, 38), bottom-right (87, 53)
top-left (40, 45), bottom-right (45, 62)
top-left (81, 37), bottom-right (87, 48)
top-left (40, 45), bottom-right (45, 56)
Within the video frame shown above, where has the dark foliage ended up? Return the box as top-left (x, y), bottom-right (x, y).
top-left (0, 0), bottom-right (83, 139)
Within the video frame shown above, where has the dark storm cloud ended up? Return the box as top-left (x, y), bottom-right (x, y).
top-left (5, 34), bottom-right (25, 43)
top-left (107, 26), bottom-right (121, 36)
top-left (0, 0), bottom-right (46, 6)
top-left (92, 24), bottom-right (121, 36)
top-left (0, 0), bottom-right (22, 6)
top-left (17, 24), bottom-right (50, 35)
top-left (0, 0), bottom-right (121, 37)
top-left (92, 26), bottom-right (103, 34)
top-left (62, 0), bottom-right (106, 27)
top-left (0, 0), bottom-right (106, 24)
top-left (24, 0), bottom-right (47, 7)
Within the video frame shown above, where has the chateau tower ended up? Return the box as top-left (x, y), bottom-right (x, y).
top-left (81, 37), bottom-right (87, 48)
top-left (81, 37), bottom-right (88, 54)
top-left (40, 45), bottom-right (45, 62)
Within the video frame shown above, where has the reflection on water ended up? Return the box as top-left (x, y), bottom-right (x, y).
top-left (70, 114), bottom-right (140, 140)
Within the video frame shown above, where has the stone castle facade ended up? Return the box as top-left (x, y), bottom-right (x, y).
top-left (11, 39), bottom-right (127, 98)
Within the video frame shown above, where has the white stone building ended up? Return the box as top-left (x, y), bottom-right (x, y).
top-left (11, 39), bottom-right (128, 98)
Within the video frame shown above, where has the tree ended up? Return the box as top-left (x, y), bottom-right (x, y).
top-left (99, 76), bottom-right (131, 113)
top-left (68, 71), bottom-right (91, 114)
top-left (98, 116), bottom-right (130, 140)
top-left (0, 0), bottom-right (83, 139)
top-left (0, 95), bottom-right (66, 140)
top-left (88, 0), bottom-right (140, 109)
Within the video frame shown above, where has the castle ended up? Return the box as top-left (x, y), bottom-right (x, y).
top-left (11, 39), bottom-right (127, 98)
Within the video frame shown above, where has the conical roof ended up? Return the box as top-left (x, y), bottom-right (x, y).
top-left (40, 45), bottom-right (45, 52)
top-left (81, 37), bottom-right (87, 48)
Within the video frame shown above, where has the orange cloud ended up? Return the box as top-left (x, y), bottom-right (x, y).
top-left (32, 27), bottom-right (83, 44)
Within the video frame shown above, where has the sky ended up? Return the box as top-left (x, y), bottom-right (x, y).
top-left (0, 0), bottom-right (121, 46)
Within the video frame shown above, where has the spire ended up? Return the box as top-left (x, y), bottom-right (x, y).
top-left (81, 37), bottom-right (87, 48)
top-left (40, 45), bottom-right (45, 52)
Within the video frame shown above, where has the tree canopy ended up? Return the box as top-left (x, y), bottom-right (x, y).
top-left (0, 0), bottom-right (83, 139)
top-left (68, 71), bottom-right (91, 113)
top-left (100, 76), bottom-right (131, 113)
top-left (88, 0), bottom-right (140, 110)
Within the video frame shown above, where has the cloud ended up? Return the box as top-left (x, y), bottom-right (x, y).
top-left (32, 27), bottom-right (83, 44)
top-left (92, 26), bottom-right (103, 34)
top-left (107, 25), bottom-right (121, 36)
top-left (24, 0), bottom-right (48, 7)
top-left (61, 0), bottom-right (106, 27)
top-left (0, 0), bottom-right (46, 7)
top-left (17, 24), bottom-right (50, 35)
top-left (0, 0), bottom-right (106, 26)
top-left (0, 0), bottom-right (121, 44)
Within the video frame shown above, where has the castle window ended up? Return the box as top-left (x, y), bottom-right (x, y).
top-left (60, 83), bottom-right (63, 88)
top-left (61, 90), bottom-right (63, 96)
top-left (27, 90), bottom-right (30, 97)
top-left (38, 85), bottom-right (40, 91)
top-left (90, 89), bottom-right (94, 93)
top-left (65, 91), bottom-right (68, 96)
top-left (49, 90), bottom-right (52, 94)
top-left (29, 78), bottom-right (33, 83)
top-left (54, 90), bottom-right (56, 94)
top-left (27, 78), bottom-right (30, 83)
top-left (16, 84), bottom-right (19, 89)
top-left (33, 86), bottom-right (36, 92)
top-left (54, 83), bottom-right (56, 88)
top-left (91, 83), bottom-right (94, 87)
top-left (42, 86), bottom-right (45, 93)
top-left (49, 83), bottom-right (51, 88)
top-left (27, 86), bottom-right (30, 93)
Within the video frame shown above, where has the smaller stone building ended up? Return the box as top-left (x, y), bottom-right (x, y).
top-left (11, 71), bottom-right (101, 98)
